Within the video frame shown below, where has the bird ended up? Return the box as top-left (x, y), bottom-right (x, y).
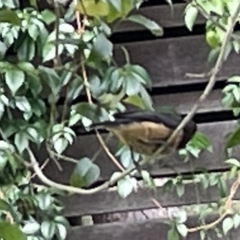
top-left (90, 110), bottom-right (197, 159)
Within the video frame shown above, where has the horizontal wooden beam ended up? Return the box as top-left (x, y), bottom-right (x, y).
top-left (114, 35), bottom-right (240, 87)
top-left (67, 214), bottom-right (240, 240)
top-left (152, 89), bottom-right (223, 115)
top-left (115, 3), bottom-right (205, 33)
top-left (60, 179), bottom-right (239, 217)
top-left (41, 35), bottom-right (240, 101)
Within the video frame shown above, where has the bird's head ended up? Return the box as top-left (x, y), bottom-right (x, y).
top-left (180, 120), bottom-right (197, 148)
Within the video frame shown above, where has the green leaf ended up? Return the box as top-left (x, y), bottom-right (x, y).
top-left (0, 154), bottom-right (8, 171)
top-left (75, 0), bottom-right (110, 17)
top-left (227, 76), bottom-right (240, 83)
top-left (28, 24), bottom-right (39, 41)
top-left (106, 0), bottom-right (134, 23)
top-left (55, 223), bottom-right (67, 240)
top-left (0, 41), bottom-right (7, 60)
top-left (225, 158), bottom-right (240, 167)
top-left (14, 131), bottom-right (29, 153)
top-left (98, 90), bottom-right (125, 110)
top-left (5, 69), bottom-right (25, 94)
top-left (176, 182), bottom-right (184, 197)
top-left (222, 217), bottom-right (234, 235)
top-left (139, 86), bottom-right (153, 110)
top-left (42, 43), bottom-right (64, 62)
top-left (15, 96), bottom-right (31, 112)
top-left (176, 224), bottom-right (188, 237)
top-left (0, 9), bottom-right (21, 25)
top-left (41, 9), bottom-right (56, 25)
top-left (141, 170), bottom-right (155, 189)
top-left (17, 35), bottom-right (35, 61)
top-left (69, 157), bottom-right (100, 187)
top-left (199, 230), bottom-right (206, 240)
top-left (125, 75), bottom-right (141, 95)
top-left (107, 0), bottom-right (121, 11)
top-left (127, 15), bottom-right (163, 36)
top-left (0, 141), bottom-right (12, 151)
top-left (41, 221), bottom-right (56, 239)
top-left (90, 33), bottom-right (113, 60)
top-left (0, 199), bottom-right (19, 222)
top-left (74, 102), bottom-right (109, 122)
top-left (53, 137), bottom-right (68, 154)
top-left (226, 126), bottom-right (240, 148)
top-left (173, 209), bottom-right (187, 224)
top-left (187, 132), bottom-right (212, 152)
top-left (35, 193), bottom-right (53, 211)
top-left (39, 66), bottom-right (61, 95)
top-left (67, 76), bottom-right (83, 100)
top-left (184, 5), bottom-right (198, 31)
top-left (0, 221), bottom-right (27, 240)
top-left (167, 227), bottom-right (179, 240)
top-left (22, 221), bottom-right (40, 235)
top-left (233, 214), bottom-right (240, 229)
top-left (123, 95), bottom-right (146, 109)
top-left (117, 176), bottom-right (137, 198)
top-left (130, 65), bottom-right (152, 88)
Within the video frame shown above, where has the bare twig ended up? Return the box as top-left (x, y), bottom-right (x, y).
top-left (185, 70), bottom-right (212, 79)
top-left (30, 158), bottom-right (50, 180)
top-left (79, 39), bottom-right (126, 172)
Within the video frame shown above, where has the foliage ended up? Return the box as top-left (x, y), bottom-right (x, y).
top-left (0, 0), bottom-right (240, 239)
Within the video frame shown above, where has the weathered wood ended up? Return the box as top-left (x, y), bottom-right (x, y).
top-left (38, 121), bottom-right (237, 185)
top-left (115, 3), bottom-right (205, 33)
top-left (152, 89), bottom-right (223, 114)
top-left (68, 215), bottom-right (239, 240)
top-left (114, 35), bottom-right (240, 87)
top-left (42, 35), bottom-right (239, 101)
top-left (60, 179), bottom-right (238, 217)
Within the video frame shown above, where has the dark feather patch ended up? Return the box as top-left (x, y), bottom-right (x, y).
top-left (113, 110), bottom-right (182, 129)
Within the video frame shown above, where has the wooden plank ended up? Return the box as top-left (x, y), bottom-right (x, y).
top-left (114, 35), bottom-right (240, 87)
top-left (60, 180), bottom-right (238, 217)
top-left (115, 3), bottom-right (205, 33)
top-left (152, 89), bottom-right (223, 114)
top-left (37, 120), bottom-right (238, 185)
top-left (68, 215), bottom-right (239, 240)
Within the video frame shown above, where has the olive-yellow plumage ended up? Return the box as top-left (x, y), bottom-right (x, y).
top-left (90, 110), bottom-right (197, 157)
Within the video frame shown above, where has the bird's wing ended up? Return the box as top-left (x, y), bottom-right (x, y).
top-left (113, 110), bottom-right (182, 129)
top-left (90, 110), bottom-right (182, 130)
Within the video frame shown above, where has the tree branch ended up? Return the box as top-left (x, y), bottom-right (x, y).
top-left (27, 147), bottom-right (137, 195)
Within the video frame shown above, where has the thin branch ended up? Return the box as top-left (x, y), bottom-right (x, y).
top-left (30, 158), bottom-right (50, 180)
top-left (80, 43), bottom-right (127, 172)
top-left (46, 142), bottom-right (63, 171)
top-left (53, 1), bottom-right (62, 67)
top-left (185, 70), bottom-right (212, 79)
top-left (27, 147), bottom-right (137, 195)
top-left (47, 147), bottom-right (78, 163)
